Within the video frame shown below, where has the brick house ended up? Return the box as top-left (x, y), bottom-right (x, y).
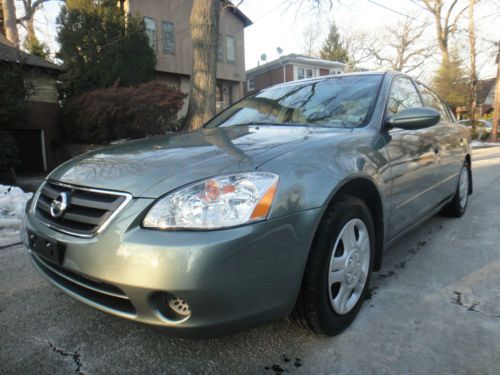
top-left (121, 0), bottom-right (252, 114)
top-left (245, 54), bottom-right (346, 94)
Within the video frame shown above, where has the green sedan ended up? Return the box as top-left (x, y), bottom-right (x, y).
top-left (22, 72), bottom-right (472, 337)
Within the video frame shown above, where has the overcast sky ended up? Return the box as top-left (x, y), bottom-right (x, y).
top-left (30, 0), bottom-right (500, 80)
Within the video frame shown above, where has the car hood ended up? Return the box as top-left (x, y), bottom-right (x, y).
top-left (49, 125), bottom-right (348, 197)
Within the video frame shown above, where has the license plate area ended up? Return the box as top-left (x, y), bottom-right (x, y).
top-left (28, 231), bottom-right (66, 266)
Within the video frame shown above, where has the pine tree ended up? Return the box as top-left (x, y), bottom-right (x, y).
top-left (57, 0), bottom-right (156, 99)
top-left (432, 49), bottom-right (469, 110)
top-left (320, 22), bottom-right (348, 63)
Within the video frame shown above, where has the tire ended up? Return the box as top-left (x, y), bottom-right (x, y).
top-left (292, 195), bottom-right (375, 336)
top-left (442, 161), bottom-right (470, 218)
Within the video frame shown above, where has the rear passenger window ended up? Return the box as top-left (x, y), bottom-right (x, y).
top-left (417, 84), bottom-right (451, 122)
top-left (387, 77), bottom-right (423, 116)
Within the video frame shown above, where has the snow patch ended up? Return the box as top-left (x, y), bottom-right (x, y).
top-left (0, 185), bottom-right (33, 246)
top-left (471, 140), bottom-right (500, 148)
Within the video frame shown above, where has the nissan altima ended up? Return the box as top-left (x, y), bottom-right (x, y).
top-left (22, 72), bottom-right (472, 337)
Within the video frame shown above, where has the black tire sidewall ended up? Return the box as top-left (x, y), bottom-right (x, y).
top-left (458, 164), bottom-right (470, 213)
top-left (312, 197), bottom-right (375, 335)
top-left (452, 162), bottom-right (470, 216)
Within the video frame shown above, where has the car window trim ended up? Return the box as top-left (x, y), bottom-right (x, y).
top-left (414, 80), bottom-right (453, 123)
top-left (383, 74), bottom-right (425, 129)
top-left (204, 74), bottom-right (385, 130)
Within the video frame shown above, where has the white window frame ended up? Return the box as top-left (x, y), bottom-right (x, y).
top-left (226, 35), bottom-right (236, 63)
top-left (297, 67), bottom-right (305, 80)
top-left (247, 78), bottom-right (255, 91)
top-left (144, 17), bottom-right (157, 51)
top-left (217, 35), bottom-right (224, 62)
top-left (162, 21), bottom-right (175, 55)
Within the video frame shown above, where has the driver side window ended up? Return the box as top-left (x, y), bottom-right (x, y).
top-left (387, 77), bottom-right (423, 116)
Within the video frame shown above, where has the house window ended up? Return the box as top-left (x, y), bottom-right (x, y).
top-left (306, 69), bottom-right (313, 78)
top-left (226, 35), bottom-right (236, 63)
top-left (217, 36), bottom-right (224, 62)
top-left (247, 78), bottom-right (255, 91)
top-left (297, 68), bottom-right (305, 80)
top-left (144, 17), bottom-right (157, 51)
top-left (162, 21), bottom-right (175, 55)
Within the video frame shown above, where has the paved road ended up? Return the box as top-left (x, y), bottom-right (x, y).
top-left (2, 147), bottom-right (500, 375)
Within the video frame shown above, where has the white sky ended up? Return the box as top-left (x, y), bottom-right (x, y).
top-left (28, 0), bottom-right (500, 80)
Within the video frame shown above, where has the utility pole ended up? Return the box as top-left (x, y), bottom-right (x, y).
top-left (492, 41), bottom-right (500, 140)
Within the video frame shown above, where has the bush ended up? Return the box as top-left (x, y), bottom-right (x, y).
top-left (57, 0), bottom-right (156, 99)
top-left (0, 64), bottom-right (27, 181)
top-left (62, 81), bottom-right (186, 143)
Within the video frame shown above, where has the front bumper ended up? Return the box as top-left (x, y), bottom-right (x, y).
top-left (23, 197), bottom-right (321, 336)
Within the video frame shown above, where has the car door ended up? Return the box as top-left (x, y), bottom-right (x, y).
top-left (383, 76), bottom-right (443, 239)
top-left (416, 83), bottom-right (463, 201)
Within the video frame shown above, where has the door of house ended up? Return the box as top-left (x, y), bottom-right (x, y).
top-left (10, 129), bottom-right (46, 174)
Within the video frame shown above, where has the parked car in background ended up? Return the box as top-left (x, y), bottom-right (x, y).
top-left (458, 119), bottom-right (492, 139)
top-left (22, 72), bottom-right (472, 337)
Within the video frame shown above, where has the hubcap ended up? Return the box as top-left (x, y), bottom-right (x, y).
top-left (459, 166), bottom-right (469, 209)
top-left (328, 218), bottom-right (370, 315)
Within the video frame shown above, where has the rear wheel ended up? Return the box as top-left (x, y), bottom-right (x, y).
top-left (292, 196), bottom-right (374, 336)
top-left (443, 161), bottom-right (470, 218)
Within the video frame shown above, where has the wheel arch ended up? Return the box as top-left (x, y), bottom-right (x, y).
top-left (317, 176), bottom-right (385, 271)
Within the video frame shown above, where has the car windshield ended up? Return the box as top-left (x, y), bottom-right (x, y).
top-left (205, 75), bottom-right (383, 129)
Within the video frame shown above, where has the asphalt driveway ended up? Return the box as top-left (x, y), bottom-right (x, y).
top-left (2, 147), bottom-right (500, 375)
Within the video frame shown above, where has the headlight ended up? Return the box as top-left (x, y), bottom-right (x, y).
top-left (143, 172), bottom-right (279, 230)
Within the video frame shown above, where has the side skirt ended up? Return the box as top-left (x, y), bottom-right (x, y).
top-left (383, 194), bottom-right (453, 250)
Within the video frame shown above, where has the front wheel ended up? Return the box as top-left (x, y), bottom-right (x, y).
top-left (443, 161), bottom-right (470, 218)
top-left (292, 196), bottom-right (374, 336)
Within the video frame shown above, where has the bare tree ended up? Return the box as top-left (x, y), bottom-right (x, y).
top-left (366, 17), bottom-right (433, 74)
top-left (419, 0), bottom-right (469, 64)
top-left (18, 0), bottom-right (43, 43)
top-left (302, 21), bottom-right (321, 57)
top-left (2, 0), bottom-right (19, 45)
top-left (1, 0), bottom-right (61, 48)
top-left (493, 41), bottom-right (500, 140)
top-left (467, 0), bottom-right (478, 120)
top-left (340, 27), bottom-right (371, 72)
top-left (184, 0), bottom-right (220, 131)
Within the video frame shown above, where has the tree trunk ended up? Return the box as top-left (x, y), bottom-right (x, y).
top-left (2, 0), bottom-right (19, 46)
top-left (184, 0), bottom-right (220, 131)
top-left (492, 41), bottom-right (500, 141)
top-left (26, 16), bottom-right (36, 42)
top-left (468, 0), bottom-right (478, 123)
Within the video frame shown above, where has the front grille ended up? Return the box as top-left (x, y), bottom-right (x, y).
top-left (32, 253), bottom-right (136, 316)
top-left (35, 181), bottom-right (131, 237)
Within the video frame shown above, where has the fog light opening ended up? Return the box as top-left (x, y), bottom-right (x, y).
top-left (150, 292), bottom-right (191, 323)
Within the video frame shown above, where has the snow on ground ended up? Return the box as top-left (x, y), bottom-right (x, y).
top-left (471, 140), bottom-right (500, 148)
top-left (0, 185), bottom-right (32, 247)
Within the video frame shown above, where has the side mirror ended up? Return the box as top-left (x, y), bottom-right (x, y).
top-left (385, 107), bottom-right (440, 130)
